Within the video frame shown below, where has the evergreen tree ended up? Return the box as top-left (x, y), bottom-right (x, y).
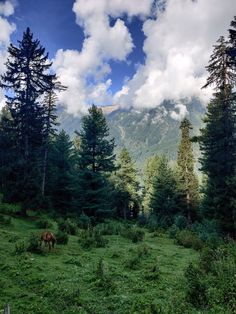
top-left (112, 148), bottom-right (140, 219)
top-left (77, 105), bottom-right (115, 219)
top-left (41, 79), bottom-right (66, 197)
top-left (47, 130), bottom-right (75, 215)
top-left (142, 155), bottom-right (161, 213)
top-left (199, 36), bottom-right (236, 234)
top-left (0, 28), bottom-right (55, 214)
top-left (150, 156), bottom-right (180, 227)
top-left (177, 118), bottom-right (199, 221)
top-left (228, 16), bottom-right (236, 65)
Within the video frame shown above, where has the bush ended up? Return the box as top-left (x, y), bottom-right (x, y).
top-left (185, 263), bottom-right (207, 307)
top-left (121, 226), bottom-right (145, 243)
top-left (144, 264), bottom-right (160, 281)
top-left (58, 218), bottom-right (77, 235)
top-left (27, 233), bottom-right (43, 254)
top-left (36, 219), bottom-right (53, 229)
top-left (79, 229), bottom-right (108, 249)
top-left (175, 229), bottom-right (203, 251)
top-left (56, 230), bottom-right (69, 245)
top-left (0, 202), bottom-right (20, 215)
top-left (192, 220), bottom-right (222, 248)
top-left (147, 213), bottom-right (172, 231)
top-left (168, 224), bottom-right (180, 239)
top-left (174, 215), bottom-right (188, 230)
top-left (0, 214), bottom-right (11, 225)
top-left (14, 241), bottom-right (26, 255)
top-left (94, 220), bottom-right (123, 235)
top-left (184, 243), bottom-right (236, 312)
top-left (77, 214), bottom-right (93, 229)
top-left (124, 255), bottom-right (141, 270)
top-left (94, 258), bottom-right (115, 295)
top-left (137, 243), bottom-right (151, 258)
top-left (137, 213), bottom-right (148, 227)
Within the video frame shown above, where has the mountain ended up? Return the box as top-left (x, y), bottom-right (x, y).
top-left (57, 98), bottom-right (205, 169)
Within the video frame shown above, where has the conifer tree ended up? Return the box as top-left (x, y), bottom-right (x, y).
top-left (199, 36), bottom-right (236, 234)
top-left (150, 156), bottom-right (180, 227)
top-left (41, 79), bottom-right (66, 197)
top-left (228, 16), bottom-right (236, 65)
top-left (77, 105), bottom-right (115, 219)
top-left (142, 155), bottom-right (161, 213)
top-left (112, 148), bottom-right (140, 219)
top-left (177, 118), bottom-right (198, 221)
top-left (47, 130), bottom-right (75, 215)
top-left (0, 28), bottom-right (55, 213)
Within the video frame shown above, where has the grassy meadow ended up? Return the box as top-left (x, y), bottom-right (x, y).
top-left (0, 212), bottom-right (201, 314)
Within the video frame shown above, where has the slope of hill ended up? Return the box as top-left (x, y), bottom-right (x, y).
top-left (57, 98), bottom-right (205, 168)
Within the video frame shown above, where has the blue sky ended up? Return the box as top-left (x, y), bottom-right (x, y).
top-left (8, 0), bottom-right (146, 94)
top-left (0, 0), bottom-right (235, 116)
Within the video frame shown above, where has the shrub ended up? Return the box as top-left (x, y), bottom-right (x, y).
top-left (147, 213), bottom-right (172, 231)
top-left (137, 213), bottom-right (148, 227)
top-left (175, 229), bottom-right (203, 251)
top-left (94, 220), bottom-right (123, 235)
top-left (94, 258), bottom-right (115, 295)
top-left (14, 241), bottom-right (26, 255)
top-left (144, 264), bottom-right (160, 281)
top-left (137, 243), bottom-right (151, 258)
top-left (121, 226), bottom-right (145, 243)
top-left (192, 220), bottom-right (222, 247)
top-left (27, 233), bottom-right (43, 254)
top-left (168, 224), bottom-right (180, 239)
top-left (174, 215), bottom-right (188, 230)
top-left (79, 229), bottom-right (108, 249)
top-left (124, 255), bottom-right (141, 270)
top-left (184, 243), bottom-right (236, 312)
top-left (0, 202), bottom-right (20, 215)
top-left (0, 214), bottom-right (11, 225)
top-left (56, 230), bottom-right (69, 245)
top-left (8, 234), bottom-right (20, 243)
top-left (36, 219), bottom-right (53, 229)
top-left (77, 214), bottom-right (93, 229)
top-left (185, 263), bottom-right (207, 307)
top-left (58, 218), bottom-right (77, 235)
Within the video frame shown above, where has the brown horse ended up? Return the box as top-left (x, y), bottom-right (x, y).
top-left (40, 231), bottom-right (56, 251)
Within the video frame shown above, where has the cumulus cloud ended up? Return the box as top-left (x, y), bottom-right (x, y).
top-left (115, 0), bottom-right (236, 112)
top-left (0, 1), bottom-right (16, 109)
top-left (53, 0), bottom-right (153, 114)
top-left (170, 103), bottom-right (188, 121)
top-left (0, 1), bottom-right (14, 17)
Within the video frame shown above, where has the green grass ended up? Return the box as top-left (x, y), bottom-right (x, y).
top-left (0, 215), bottom-right (200, 314)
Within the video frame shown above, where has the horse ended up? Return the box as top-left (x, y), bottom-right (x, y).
top-left (40, 231), bottom-right (56, 251)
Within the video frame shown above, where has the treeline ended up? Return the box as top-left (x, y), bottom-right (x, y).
top-left (0, 17), bottom-right (236, 236)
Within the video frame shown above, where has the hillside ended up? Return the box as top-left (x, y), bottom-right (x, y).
top-left (0, 212), bottom-right (198, 314)
top-left (58, 98), bottom-right (205, 168)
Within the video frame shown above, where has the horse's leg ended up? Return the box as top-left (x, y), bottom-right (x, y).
top-left (49, 241), bottom-right (51, 251)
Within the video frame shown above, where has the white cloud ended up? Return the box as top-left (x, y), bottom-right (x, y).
top-left (0, 1), bottom-right (14, 17)
top-left (53, 0), bottom-right (153, 114)
top-left (0, 1), bottom-right (15, 110)
top-left (170, 103), bottom-right (188, 121)
top-left (115, 0), bottom-right (236, 114)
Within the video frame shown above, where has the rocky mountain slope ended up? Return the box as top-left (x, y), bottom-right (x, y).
top-left (58, 98), bottom-right (205, 168)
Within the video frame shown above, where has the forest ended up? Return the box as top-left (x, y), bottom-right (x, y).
top-left (0, 13), bottom-right (236, 314)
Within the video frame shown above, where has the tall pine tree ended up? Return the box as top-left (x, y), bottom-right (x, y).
top-left (199, 36), bottom-right (236, 234)
top-left (177, 118), bottom-right (198, 221)
top-left (0, 28), bottom-right (55, 214)
top-left (77, 105), bottom-right (115, 219)
top-left (112, 148), bottom-right (140, 219)
top-left (150, 156), bottom-right (181, 227)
